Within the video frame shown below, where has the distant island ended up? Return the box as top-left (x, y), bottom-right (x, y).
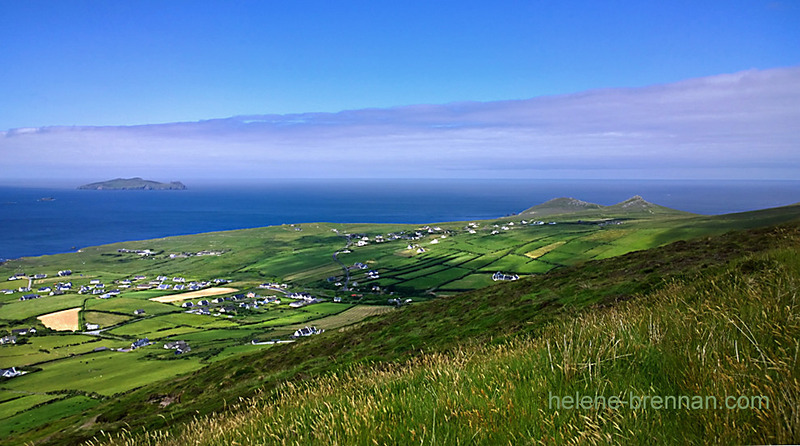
top-left (77, 177), bottom-right (187, 190)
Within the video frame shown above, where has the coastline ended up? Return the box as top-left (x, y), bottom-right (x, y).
top-left (2, 179), bottom-right (799, 260)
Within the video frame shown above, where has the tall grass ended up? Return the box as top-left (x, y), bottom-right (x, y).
top-left (91, 246), bottom-right (800, 445)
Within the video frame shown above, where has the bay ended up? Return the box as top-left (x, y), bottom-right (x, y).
top-left (1, 179), bottom-right (799, 260)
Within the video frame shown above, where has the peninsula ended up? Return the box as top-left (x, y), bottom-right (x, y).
top-left (77, 177), bottom-right (187, 190)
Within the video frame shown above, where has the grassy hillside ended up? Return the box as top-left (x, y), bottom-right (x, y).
top-left (96, 236), bottom-right (800, 445)
top-left (13, 220), bottom-right (796, 445)
top-left (1, 202), bottom-right (799, 445)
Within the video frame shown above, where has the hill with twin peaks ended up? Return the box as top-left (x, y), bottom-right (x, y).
top-left (516, 195), bottom-right (690, 218)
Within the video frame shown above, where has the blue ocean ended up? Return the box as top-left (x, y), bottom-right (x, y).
top-left (2, 179), bottom-right (799, 260)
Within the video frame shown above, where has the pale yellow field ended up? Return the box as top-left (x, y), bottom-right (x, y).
top-left (37, 307), bottom-right (81, 331)
top-left (525, 241), bottom-right (566, 259)
top-left (149, 287), bottom-right (239, 303)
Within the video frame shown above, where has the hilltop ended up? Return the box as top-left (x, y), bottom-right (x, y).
top-left (516, 195), bottom-right (690, 218)
top-left (77, 177), bottom-right (187, 190)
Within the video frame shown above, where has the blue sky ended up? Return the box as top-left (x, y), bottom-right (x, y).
top-left (2, 0), bottom-right (798, 129)
top-left (1, 1), bottom-right (798, 182)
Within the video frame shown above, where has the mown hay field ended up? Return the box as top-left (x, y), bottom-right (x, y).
top-left (36, 307), bottom-right (81, 331)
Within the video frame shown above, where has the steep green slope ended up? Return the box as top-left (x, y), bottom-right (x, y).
top-left (99, 237), bottom-right (800, 445)
top-left (12, 219), bottom-right (798, 445)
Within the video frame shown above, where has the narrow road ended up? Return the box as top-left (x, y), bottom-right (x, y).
top-left (332, 231), bottom-right (352, 291)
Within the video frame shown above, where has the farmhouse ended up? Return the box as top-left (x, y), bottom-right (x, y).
top-left (11, 328), bottom-right (36, 336)
top-left (1, 367), bottom-right (23, 378)
top-left (492, 271), bottom-right (520, 281)
top-left (0, 335), bottom-right (17, 345)
top-left (19, 294), bottom-right (40, 301)
top-left (85, 323), bottom-right (100, 330)
top-left (164, 340), bottom-right (191, 354)
top-left (291, 326), bottom-right (323, 338)
top-left (133, 309), bottom-right (145, 315)
top-left (131, 338), bottom-right (151, 349)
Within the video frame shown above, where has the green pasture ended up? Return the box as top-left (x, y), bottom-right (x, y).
top-left (0, 393), bottom-right (61, 421)
top-left (0, 295), bottom-right (88, 322)
top-left (0, 334), bottom-right (111, 367)
top-left (0, 395), bottom-right (99, 438)
top-left (2, 349), bottom-right (204, 396)
top-left (83, 311), bottom-right (132, 328)
top-left (438, 273), bottom-right (495, 290)
top-left (179, 328), bottom-right (258, 345)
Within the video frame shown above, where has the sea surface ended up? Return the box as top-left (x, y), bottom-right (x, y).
top-left (2, 179), bottom-right (799, 260)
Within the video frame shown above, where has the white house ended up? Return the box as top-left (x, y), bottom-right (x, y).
top-left (291, 326), bottom-right (323, 338)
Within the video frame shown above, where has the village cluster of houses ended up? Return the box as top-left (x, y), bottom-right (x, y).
top-left (259, 282), bottom-right (289, 291)
top-left (288, 292), bottom-right (320, 308)
top-left (131, 276), bottom-right (228, 292)
top-left (3, 269), bottom-right (229, 301)
top-left (183, 292), bottom-right (282, 315)
top-left (1, 327), bottom-right (37, 345)
top-left (4, 272), bottom-right (73, 299)
top-left (117, 248), bottom-right (155, 255)
top-left (168, 250), bottom-right (224, 259)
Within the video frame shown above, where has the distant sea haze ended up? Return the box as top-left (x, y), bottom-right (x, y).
top-left (1, 179), bottom-right (799, 260)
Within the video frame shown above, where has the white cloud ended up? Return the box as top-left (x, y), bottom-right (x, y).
top-left (2, 66), bottom-right (799, 181)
